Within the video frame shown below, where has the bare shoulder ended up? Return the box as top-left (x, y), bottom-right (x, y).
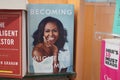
top-left (32, 43), bottom-right (44, 57)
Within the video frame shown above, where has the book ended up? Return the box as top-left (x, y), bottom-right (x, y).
top-left (0, 10), bottom-right (26, 78)
top-left (112, 0), bottom-right (120, 35)
top-left (101, 39), bottom-right (120, 80)
top-left (27, 4), bottom-right (74, 74)
top-left (0, 0), bottom-right (27, 78)
top-left (0, 0), bottom-right (26, 10)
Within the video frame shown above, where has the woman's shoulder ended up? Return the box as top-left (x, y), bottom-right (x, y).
top-left (32, 43), bottom-right (44, 58)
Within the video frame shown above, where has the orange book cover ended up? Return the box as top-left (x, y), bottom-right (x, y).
top-left (0, 10), bottom-right (26, 78)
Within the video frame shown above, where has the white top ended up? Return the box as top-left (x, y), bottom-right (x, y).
top-left (32, 43), bottom-right (71, 73)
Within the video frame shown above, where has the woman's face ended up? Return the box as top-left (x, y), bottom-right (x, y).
top-left (44, 22), bottom-right (59, 44)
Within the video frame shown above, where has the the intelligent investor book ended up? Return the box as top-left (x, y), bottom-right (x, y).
top-left (0, 10), bottom-right (26, 78)
top-left (27, 4), bottom-right (74, 74)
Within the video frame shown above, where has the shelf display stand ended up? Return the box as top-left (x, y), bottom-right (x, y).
top-left (91, 0), bottom-right (120, 80)
top-left (0, 72), bottom-right (76, 80)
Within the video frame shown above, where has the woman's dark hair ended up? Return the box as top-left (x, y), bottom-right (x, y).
top-left (32, 16), bottom-right (68, 50)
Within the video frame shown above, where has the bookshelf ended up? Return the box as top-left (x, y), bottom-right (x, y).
top-left (1, 0), bottom-right (117, 80)
top-left (25, 0), bottom-right (116, 80)
top-left (81, 0), bottom-right (116, 80)
top-left (84, 0), bottom-right (116, 80)
top-left (0, 0), bottom-right (80, 80)
top-left (0, 72), bottom-right (76, 80)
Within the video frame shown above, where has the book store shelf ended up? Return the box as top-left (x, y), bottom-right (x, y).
top-left (0, 72), bottom-right (76, 80)
top-left (0, 0), bottom-right (80, 80)
top-left (83, 0), bottom-right (116, 80)
top-left (91, 0), bottom-right (119, 80)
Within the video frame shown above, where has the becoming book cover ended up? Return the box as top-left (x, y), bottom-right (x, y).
top-left (27, 4), bottom-right (74, 73)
